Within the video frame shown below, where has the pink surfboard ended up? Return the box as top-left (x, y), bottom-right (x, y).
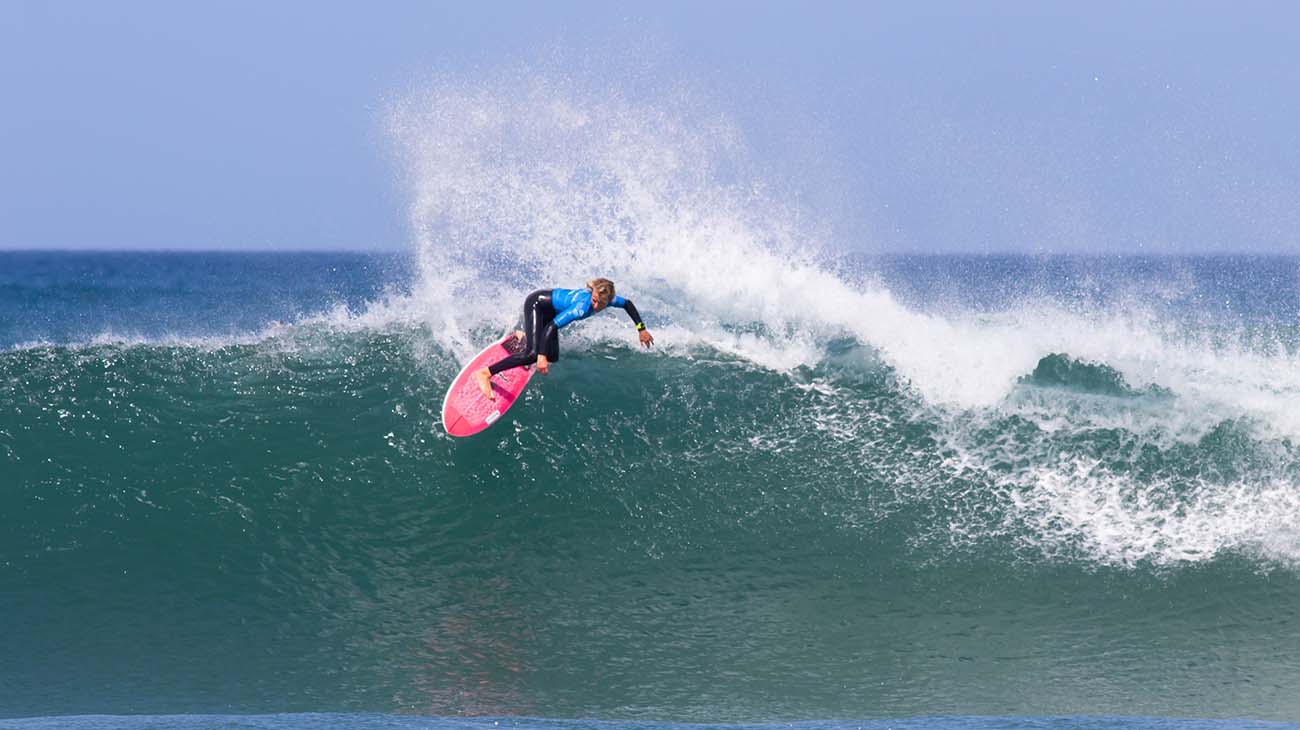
top-left (441, 333), bottom-right (535, 437)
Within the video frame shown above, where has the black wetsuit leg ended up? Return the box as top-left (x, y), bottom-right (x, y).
top-left (488, 290), bottom-right (556, 375)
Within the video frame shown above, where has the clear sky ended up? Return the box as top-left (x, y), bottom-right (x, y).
top-left (2, 1), bottom-right (1298, 254)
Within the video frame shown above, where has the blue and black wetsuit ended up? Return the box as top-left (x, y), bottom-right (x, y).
top-left (487, 288), bottom-right (645, 375)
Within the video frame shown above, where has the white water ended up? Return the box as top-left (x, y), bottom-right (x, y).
top-left (376, 69), bottom-right (1300, 569)
top-left (380, 69), bottom-right (1300, 570)
top-left (384, 68), bottom-right (1300, 424)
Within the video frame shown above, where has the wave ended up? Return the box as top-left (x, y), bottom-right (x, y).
top-left (380, 68), bottom-right (1300, 437)
top-left (1019, 353), bottom-right (1173, 399)
top-left (3, 317), bottom-right (1298, 575)
top-left (5, 71), bottom-right (1299, 580)
top-left (8, 69), bottom-right (1300, 719)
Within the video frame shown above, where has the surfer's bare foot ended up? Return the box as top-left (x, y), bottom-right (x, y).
top-left (472, 368), bottom-right (494, 400)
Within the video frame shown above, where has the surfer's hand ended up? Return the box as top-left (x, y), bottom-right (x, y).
top-left (536, 355), bottom-right (550, 374)
top-left (639, 329), bottom-right (654, 348)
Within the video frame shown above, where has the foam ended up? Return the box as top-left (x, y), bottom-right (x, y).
top-left (1000, 456), bottom-right (1300, 568)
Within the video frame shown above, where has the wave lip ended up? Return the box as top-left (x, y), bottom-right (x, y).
top-left (1019, 353), bottom-right (1173, 399)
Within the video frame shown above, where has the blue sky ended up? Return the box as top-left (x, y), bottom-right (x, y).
top-left (2, 2), bottom-right (1298, 253)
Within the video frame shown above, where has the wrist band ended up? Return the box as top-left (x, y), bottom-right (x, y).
top-left (636, 323), bottom-right (646, 331)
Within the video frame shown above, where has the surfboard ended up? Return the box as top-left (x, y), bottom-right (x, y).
top-left (441, 333), bottom-right (535, 437)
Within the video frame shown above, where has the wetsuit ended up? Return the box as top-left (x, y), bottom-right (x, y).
top-left (487, 288), bottom-right (645, 375)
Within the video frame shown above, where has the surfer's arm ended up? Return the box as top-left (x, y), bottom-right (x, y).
top-left (610, 296), bottom-right (644, 327)
top-left (536, 301), bottom-right (589, 367)
top-left (612, 296), bottom-right (653, 348)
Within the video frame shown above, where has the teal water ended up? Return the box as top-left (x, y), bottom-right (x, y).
top-left (2, 716), bottom-right (1298, 730)
top-left (4, 253), bottom-right (1300, 726)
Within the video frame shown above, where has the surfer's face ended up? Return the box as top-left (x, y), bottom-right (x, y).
top-left (590, 290), bottom-right (609, 311)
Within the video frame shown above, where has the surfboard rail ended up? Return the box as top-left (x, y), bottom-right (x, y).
top-left (441, 334), bottom-right (535, 437)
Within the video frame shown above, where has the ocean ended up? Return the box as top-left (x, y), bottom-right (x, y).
top-left (8, 67), bottom-right (1300, 730)
top-left (3, 250), bottom-right (1299, 730)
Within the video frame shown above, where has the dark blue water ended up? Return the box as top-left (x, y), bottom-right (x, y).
top-left (0, 251), bottom-right (409, 348)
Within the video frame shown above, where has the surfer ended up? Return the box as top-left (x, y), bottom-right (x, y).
top-left (472, 278), bottom-right (654, 399)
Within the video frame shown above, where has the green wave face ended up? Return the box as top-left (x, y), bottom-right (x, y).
top-left (5, 327), bottom-right (1300, 721)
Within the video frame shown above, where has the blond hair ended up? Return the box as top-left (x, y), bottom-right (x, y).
top-left (587, 278), bottom-right (615, 300)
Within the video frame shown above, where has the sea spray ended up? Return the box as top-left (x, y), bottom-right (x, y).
top-left (383, 72), bottom-right (1300, 427)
